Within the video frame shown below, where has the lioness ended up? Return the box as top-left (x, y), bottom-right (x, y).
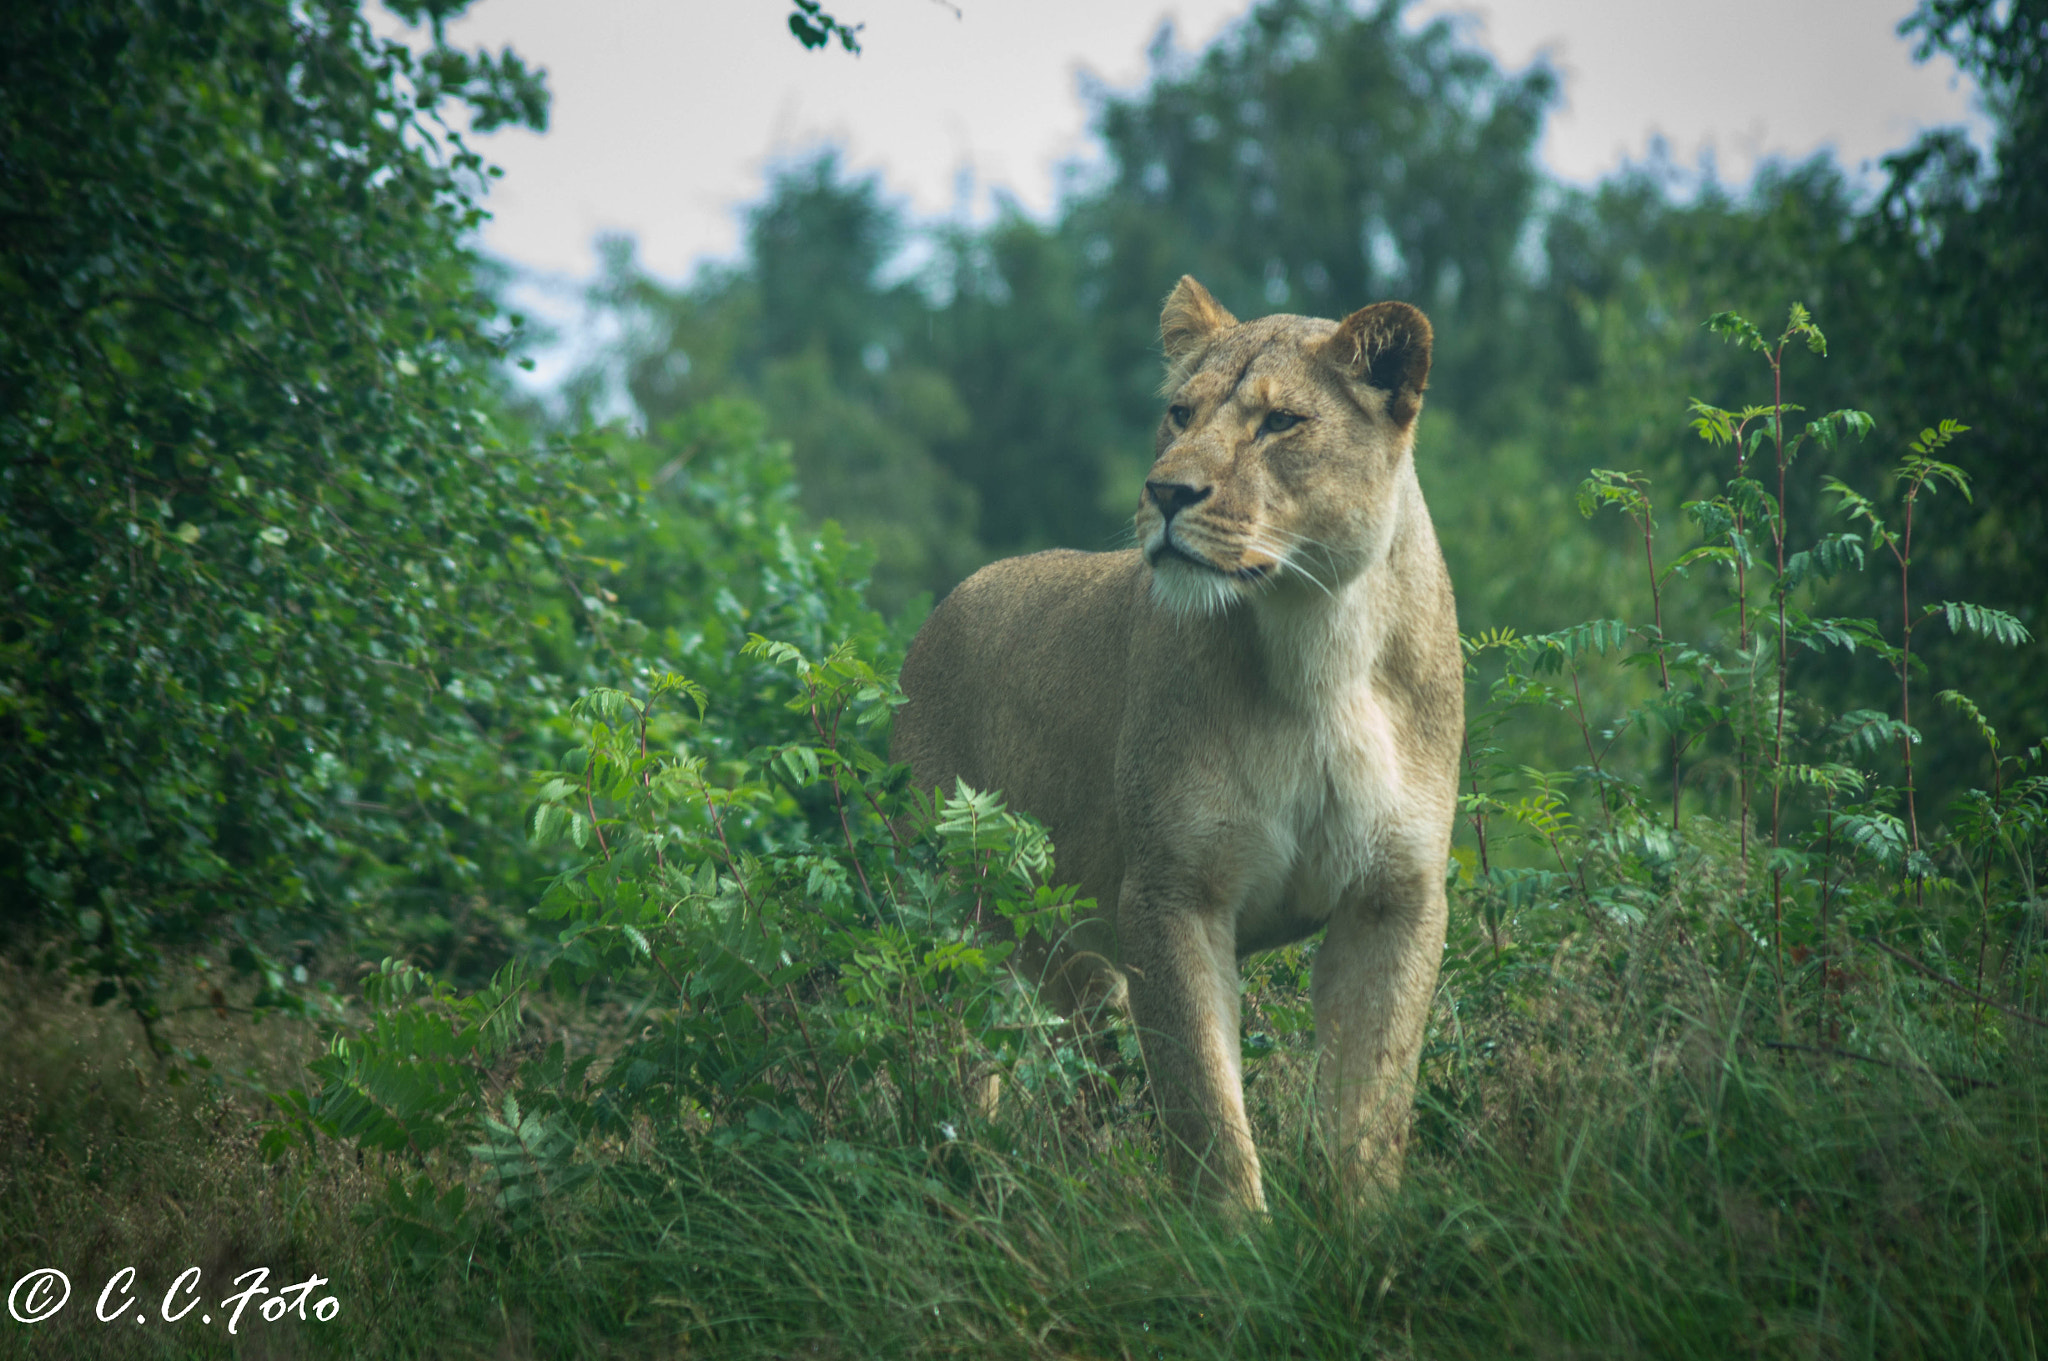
top-left (892, 277), bottom-right (1461, 1210)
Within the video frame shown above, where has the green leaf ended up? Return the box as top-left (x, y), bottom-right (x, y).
top-left (1938, 689), bottom-right (1998, 750)
top-left (1703, 311), bottom-right (1765, 352)
top-left (1939, 601), bottom-right (2031, 647)
top-left (1908, 418), bottom-right (1971, 456)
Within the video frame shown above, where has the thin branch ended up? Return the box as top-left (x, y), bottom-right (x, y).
top-left (1761, 1039), bottom-right (1998, 1091)
top-left (583, 753), bottom-right (611, 859)
top-left (809, 689), bottom-right (875, 902)
top-left (1864, 937), bottom-right (2048, 1030)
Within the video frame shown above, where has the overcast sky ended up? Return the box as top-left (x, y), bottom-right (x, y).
top-left (428, 0), bottom-right (1985, 291)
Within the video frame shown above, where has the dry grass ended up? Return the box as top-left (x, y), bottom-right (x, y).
top-left (0, 962), bottom-right (395, 1360)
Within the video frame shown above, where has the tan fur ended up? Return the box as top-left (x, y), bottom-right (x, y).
top-left (892, 276), bottom-right (1463, 1211)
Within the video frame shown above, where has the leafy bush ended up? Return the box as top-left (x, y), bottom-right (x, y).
top-left (1461, 305), bottom-right (2046, 1045)
top-left (0, 0), bottom-right (897, 1057)
top-left (0, 0), bottom-right (563, 1040)
top-left (269, 634), bottom-right (1108, 1246)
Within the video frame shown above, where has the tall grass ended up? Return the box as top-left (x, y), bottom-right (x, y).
top-left (8, 907), bottom-right (2041, 1358)
top-left (287, 911), bottom-right (2040, 1359)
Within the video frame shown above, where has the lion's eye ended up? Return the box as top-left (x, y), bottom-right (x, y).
top-left (1168, 404), bottom-right (1193, 428)
top-left (1260, 410), bottom-right (1304, 436)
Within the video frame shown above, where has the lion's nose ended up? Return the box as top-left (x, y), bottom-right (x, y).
top-left (1145, 480), bottom-right (1211, 522)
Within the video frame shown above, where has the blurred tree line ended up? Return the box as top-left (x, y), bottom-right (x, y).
top-left (573, 0), bottom-right (2043, 791)
top-left (2, 0), bottom-right (2040, 1028)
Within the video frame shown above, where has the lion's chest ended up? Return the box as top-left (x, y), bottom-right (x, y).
top-left (1231, 686), bottom-right (1408, 949)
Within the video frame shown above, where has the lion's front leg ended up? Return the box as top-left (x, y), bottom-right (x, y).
top-left (1312, 859), bottom-right (1448, 1198)
top-left (1119, 888), bottom-right (1265, 1214)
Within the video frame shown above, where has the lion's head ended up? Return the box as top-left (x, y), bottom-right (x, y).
top-left (1136, 276), bottom-right (1433, 618)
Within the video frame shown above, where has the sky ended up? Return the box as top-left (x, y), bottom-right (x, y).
top-left (427, 0), bottom-right (1986, 292)
top-left (415, 0), bottom-right (1987, 401)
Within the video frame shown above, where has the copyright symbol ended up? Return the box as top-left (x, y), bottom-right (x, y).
top-left (9, 1269), bottom-right (71, 1323)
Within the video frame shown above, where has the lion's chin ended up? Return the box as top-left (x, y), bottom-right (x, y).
top-left (1147, 552), bottom-right (1246, 619)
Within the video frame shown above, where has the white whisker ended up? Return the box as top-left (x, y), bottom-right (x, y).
top-left (1245, 530), bottom-right (1336, 600)
top-left (1262, 524), bottom-right (1343, 565)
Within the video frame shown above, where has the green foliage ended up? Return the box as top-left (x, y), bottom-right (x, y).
top-left (264, 957), bottom-right (529, 1160)
top-left (569, 396), bottom-right (902, 759)
top-left (1463, 305), bottom-right (2047, 1040)
top-left (272, 635), bottom-right (1104, 1233)
top-left (787, 0), bottom-right (863, 53)
top-left (567, 159), bottom-right (982, 614)
top-left (0, 1), bottom-right (907, 1049)
top-left (0, 0), bottom-right (580, 1037)
top-left (1067, 0), bottom-right (1556, 422)
top-left (568, 0), bottom-right (1571, 594)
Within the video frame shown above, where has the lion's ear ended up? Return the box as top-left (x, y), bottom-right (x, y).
top-left (1319, 301), bottom-right (1432, 427)
top-left (1160, 276), bottom-right (1238, 373)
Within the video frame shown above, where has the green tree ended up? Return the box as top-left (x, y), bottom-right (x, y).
top-left (919, 214), bottom-right (1131, 552)
top-left (1508, 0), bottom-right (2048, 799)
top-left (0, 0), bottom-right (571, 1038)
top-left (567, 1), bottom-right (1566, 586)
top-left (1806, 0), bottom-right (2048, 768)
top-left (1064, 0), bottom-right (1557, 450)
top-left (572, 155), bottom-right (982, 615)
